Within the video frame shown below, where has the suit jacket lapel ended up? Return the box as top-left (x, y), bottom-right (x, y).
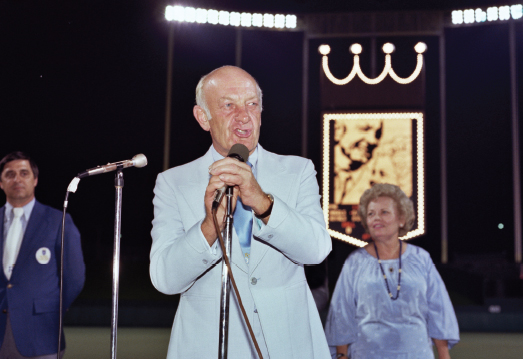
top-left (13, 201), bottom-right (50, 278)
top-left (178, 149), bottom-right (213, 224)
top-left (249, 146), bottom-right (296, 273)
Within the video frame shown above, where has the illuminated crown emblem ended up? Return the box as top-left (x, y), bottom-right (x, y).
top-left (318, 42), bottom-right (427, 85)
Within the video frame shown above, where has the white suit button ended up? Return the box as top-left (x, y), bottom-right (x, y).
top-left (202, 259), bottom-right (208, 264)
top-left (251, 277), bottom-right (257, 285)
top-left (268, 234), bottom-right (273, 239)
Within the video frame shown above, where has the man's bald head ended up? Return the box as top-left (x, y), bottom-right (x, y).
top-left (195, 66), bottom-right (263, 120)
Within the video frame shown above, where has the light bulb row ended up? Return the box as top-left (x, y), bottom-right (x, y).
top-left (165, 5), bottom-right (297, 29)
top-left (452, 4), bottom-right (522, 24)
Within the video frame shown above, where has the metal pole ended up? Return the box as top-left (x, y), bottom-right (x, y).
top-left (218, 188), bottom-right (234, 359)
top-left (509, 21), bottom-right (522, 263)
top-left (370, 36), bottom-right (377, 78)
top-left (236, 28), bottom-right (242, 67)
top-left (110, 170), bottom-right (124, 359)
top-left (163, 23), bottom-right (175, 171)
top-left (301, 33), bottom-right (309, 158)
top-left (439, 32), bottom-right (448, 264)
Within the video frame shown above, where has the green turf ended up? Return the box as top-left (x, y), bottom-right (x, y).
top-left (64, 328), bottom-right (523, 359)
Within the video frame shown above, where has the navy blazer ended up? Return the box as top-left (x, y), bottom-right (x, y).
top-left (0, 200), bottom-right (85, 357)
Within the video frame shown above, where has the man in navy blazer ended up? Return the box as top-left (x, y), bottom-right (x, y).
top-left (0, 152), bottom-right (85, 358)
top-left (150, 66), bottom-right (332, 358)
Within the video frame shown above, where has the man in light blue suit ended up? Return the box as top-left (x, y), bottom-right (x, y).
top-left (150, 66), bottom-right (332, 358)
top-left (0, 152), bottom-right (85, 358)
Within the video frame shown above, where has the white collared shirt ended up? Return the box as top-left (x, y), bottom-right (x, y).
top-left (3, 197), bottom-right (35, 242)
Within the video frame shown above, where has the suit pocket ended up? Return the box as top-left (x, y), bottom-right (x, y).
top-left (33, 297), bottom-right (59, 314)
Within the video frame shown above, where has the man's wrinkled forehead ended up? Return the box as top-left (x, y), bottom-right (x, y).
top-left (205, 72), bottom-right (257, 92)
top-left (1, 160), bottom-right (34, 178)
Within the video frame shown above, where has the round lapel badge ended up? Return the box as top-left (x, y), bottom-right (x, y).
top-left (36, 247), bottom-right (51, 264)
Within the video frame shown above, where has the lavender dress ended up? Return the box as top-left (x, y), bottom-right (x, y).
top-left (325, 244), bottom-right (459, 359)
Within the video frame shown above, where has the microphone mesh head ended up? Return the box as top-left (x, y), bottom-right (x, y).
top-left (132, 154), bottom-right (148, 168)
top-left (228, 144), bottom-right (249, 162)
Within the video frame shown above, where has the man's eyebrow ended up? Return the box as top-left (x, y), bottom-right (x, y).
top-left (219, 94), bottom-right (258, 102)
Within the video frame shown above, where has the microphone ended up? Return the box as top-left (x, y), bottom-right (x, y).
top-left (77, 154), bottom-right (148, 179)
top-left (212, 144), bottom-right (249, 210)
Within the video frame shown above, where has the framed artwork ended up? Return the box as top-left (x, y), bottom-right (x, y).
top-left (322, 112), bottom-right (425, 246)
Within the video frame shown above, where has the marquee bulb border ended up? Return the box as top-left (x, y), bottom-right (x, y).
top-left (323, 112), bottom-right (426, 247)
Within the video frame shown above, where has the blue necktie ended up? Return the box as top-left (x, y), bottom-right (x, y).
top-left (233, 162), bottom-right (253, 263)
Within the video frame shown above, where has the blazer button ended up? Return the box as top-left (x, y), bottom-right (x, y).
top-left (202, 259), bottom-right (208, 264)
top-left (251, 277), bottom-right (257, 285)
top-left (6, 284), bottom-right (13, 289)
top-left (2, 309), bottom-right (6, 314)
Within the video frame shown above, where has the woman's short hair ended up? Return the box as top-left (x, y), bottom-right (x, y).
top-left (357, 183), bottom-right (415, 237)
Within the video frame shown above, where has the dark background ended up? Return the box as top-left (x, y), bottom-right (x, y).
top-left (1, 0), bottom-right (522, 315)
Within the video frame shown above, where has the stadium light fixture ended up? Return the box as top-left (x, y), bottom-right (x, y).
top-left (452, 4), bottom-right (523, 25)
top-left (165, 5), bottom-right (297, 30)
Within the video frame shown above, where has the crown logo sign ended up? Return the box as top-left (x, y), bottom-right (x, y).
top-left (318, 42), bottom-right (427, 85)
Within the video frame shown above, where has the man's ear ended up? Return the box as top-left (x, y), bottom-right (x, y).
top-left (194, 106), bottom-right (210, 131)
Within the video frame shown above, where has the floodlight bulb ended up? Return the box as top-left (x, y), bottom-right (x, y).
top-left (253, 13), bottom-right (263, 27)
top-left (499, 6), bottom-right (510, 20)
top-left (264, 13), bottom-right (274, 28)
top-left (464, 9), bottom-right (475, 23)
top-left (319, 44), bottom-right (331, 55)
top-left (219, 11), bottom-right (230, 26)
top-left (165, 6), bottom-right (174, 21)
top-left (512, 5), bottom-right (523, 19)
top-left (475, 8), bottom-right (487, 22)
top-left (382, 43), bottom-right (395, 54)
top-left (208, 9), bottom-right (219, 24)
top-left (275, 14), bottom-right (285, 28)
top-left (286, 15), bottom-right (297, 28)
top-left (196, 8), bottom-right (207, 23)
top-left (487, 7), bottom-right (498, 21)
top-left (350, 43), bottom-right (362, 55)
top-left (414, 42), bottom-right (427, 54)
top-left (241, 13), bottom-right (252, 27)
top-left (184, 7), bottom-right (196, 23)
top-left (230, 12), bottom-right (241, 26)
top-left (452, 10), bottom-right (464, 24)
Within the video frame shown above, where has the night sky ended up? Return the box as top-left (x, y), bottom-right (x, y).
top-left (1, 0), bottom-right (522, 302)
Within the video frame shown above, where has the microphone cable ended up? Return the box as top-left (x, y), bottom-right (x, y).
top-left (57, 177), bottom-right (80, 359)
top-left (212, 206), bottom-right (264, 359)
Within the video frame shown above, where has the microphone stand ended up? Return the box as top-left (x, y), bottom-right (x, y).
top-left (110, 168), bottom-right (124, 359)
top-left (218, 186), bottom-right (234, 359)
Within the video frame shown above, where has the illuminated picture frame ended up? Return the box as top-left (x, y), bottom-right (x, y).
top-left (322, 112), bottom-right (425, 247)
